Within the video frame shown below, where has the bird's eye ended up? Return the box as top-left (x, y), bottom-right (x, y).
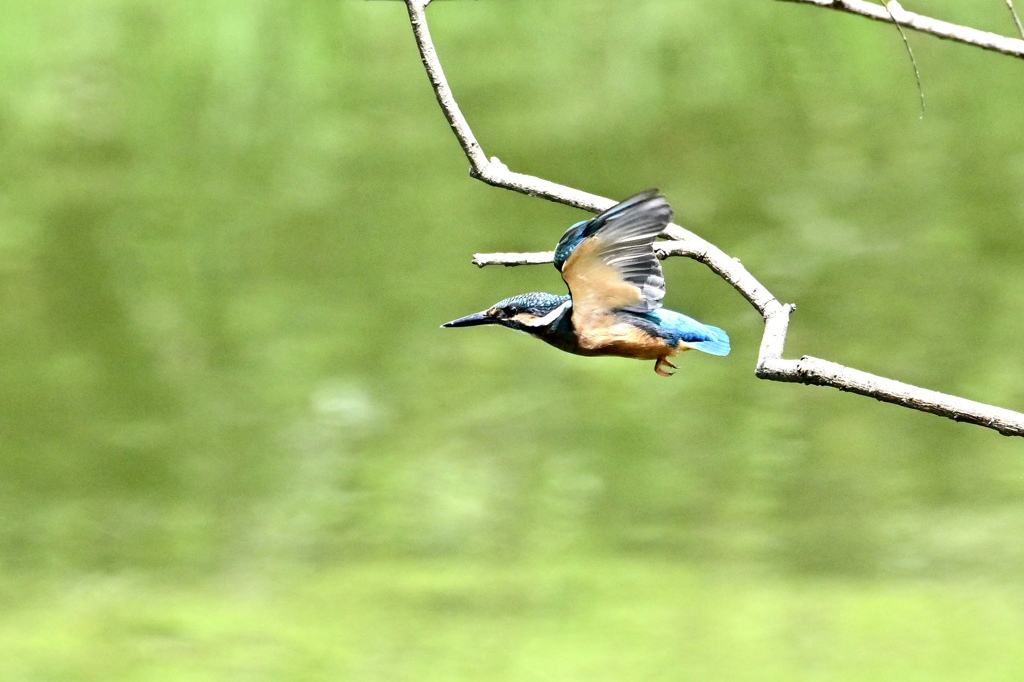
top-left (506, 306), bottom-right (520, 317)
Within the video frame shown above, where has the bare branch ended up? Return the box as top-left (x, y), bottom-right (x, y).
top-left (776, 0), bottom-right (1024, 59)
top-left (473, 241), bottom-right (708, 268)
top-left (403, 0), bottom-right (1024, 437)
top-left (406, 0), bottom-right (486, 170)
top-left (472, 250), bottom-right (555, 268)
top-left (760, 355), bottom-right (1024, 435)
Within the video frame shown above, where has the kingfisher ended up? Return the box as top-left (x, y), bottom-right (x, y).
top-left (442, 190), bottom-right (730, 376)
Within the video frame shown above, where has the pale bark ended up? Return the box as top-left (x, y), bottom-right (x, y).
top-left (402, 0), bottom-right (1024, 437)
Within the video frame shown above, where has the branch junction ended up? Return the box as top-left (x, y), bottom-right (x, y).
top-left (403, 0), bottom-right (1024, 437)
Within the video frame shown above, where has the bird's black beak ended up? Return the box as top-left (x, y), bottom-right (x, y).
top-left (441, 310), bottom-right (496, 328)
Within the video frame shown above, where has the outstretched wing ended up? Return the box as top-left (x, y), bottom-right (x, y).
top-left (554, 190), bottom-right (672, 315)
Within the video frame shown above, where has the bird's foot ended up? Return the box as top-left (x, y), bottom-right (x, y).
top-left (654, 357), bottom-right (677, 377)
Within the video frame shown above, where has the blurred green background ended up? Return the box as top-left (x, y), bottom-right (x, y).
top-left (2, 0), bottom-right (1024, 679)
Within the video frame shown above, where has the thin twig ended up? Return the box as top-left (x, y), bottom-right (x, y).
top-left (882, 1), bottom-right (925, 117)
top-left (1009, 0), bottom-right (1024, 40)
top-left (777, 0), bottom-right (1024, 59)
top-left (402, 0), bottom-right (1024, 437)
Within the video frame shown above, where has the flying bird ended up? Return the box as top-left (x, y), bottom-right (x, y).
top-left (442, 190), bottom-right (730, 376)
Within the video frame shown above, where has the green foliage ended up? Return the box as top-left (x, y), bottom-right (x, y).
top-left (3, 560), bottom-right (1024, 681)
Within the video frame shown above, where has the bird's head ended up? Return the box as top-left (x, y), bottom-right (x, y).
top-left (442, 292), bottom-right (571, 334)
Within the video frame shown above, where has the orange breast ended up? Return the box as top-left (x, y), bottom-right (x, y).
top-left (574, 317), bottom-right (683, 360)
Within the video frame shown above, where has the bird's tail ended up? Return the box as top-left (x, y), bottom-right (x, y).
top-left (650, 309), bottom-right (732, 357)
top-left (689, 324), bottom-right (730, 356)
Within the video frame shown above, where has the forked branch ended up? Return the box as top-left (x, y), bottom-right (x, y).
top-left (402, 0), bottom-right (1024, 437)
top-left (777, 0), bottom-right (1024, 59)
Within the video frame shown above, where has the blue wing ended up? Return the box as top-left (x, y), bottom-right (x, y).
top-left (555, 190), bottom-right (671, 315)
